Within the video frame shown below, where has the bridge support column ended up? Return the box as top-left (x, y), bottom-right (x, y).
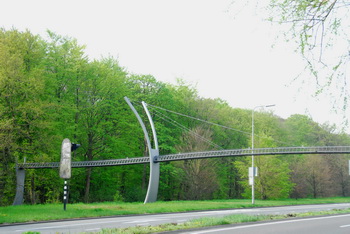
top-left (124, 97), bottom-right (160, 204)
top-left (13, 167), bottom-right (25, 205)
top-left (144, 149), bottom-right (159, 203)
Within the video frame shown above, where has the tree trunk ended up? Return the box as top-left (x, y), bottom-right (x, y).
top-left (84, 136), bottom-right (94, 203)
top-left (30, 174), bottom-right (36, 204)
top-left (84, 167), bottom-right (92, 203)
top-left (312, 175), bottom-right (317, 198)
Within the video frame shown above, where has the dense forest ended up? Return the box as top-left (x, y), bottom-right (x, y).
top-left (1, 29), bottom-right (350, 206)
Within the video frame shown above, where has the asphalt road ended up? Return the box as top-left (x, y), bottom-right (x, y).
top-left (182, 213), bottom-right (350, 234)
top-left (1, 203), bottom-right (350, 234)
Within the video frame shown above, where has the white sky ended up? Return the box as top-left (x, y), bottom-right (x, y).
top-left (1, 0), bottom-right (349, 132)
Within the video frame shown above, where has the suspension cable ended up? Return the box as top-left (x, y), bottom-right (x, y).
top-left (152, 108), bottom-right (224, 150)
top-left (128, 99), bottom-right (222, 149)
top-left (147, 103), bottom-right (290, 146)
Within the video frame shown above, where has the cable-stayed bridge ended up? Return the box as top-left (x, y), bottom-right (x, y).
top-left (13, 97), bottom-right (350, 205)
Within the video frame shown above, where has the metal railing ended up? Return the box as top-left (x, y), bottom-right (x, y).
top-left (16, 146), bottom-right (350, 169)
top-left (156, 146), bottom-right (350, 162)
top-left (17, 157), bottom-right (149, 169)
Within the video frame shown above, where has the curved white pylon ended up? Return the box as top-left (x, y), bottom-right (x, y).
top-left (124, 97), bottom-right (159, 203)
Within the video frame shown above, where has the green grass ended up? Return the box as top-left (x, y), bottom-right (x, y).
top-left (1, 197), bottom-right (350, 224)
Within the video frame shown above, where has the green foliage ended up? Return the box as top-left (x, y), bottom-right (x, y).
top-left (265, 0), bottom-right (350, 113)
top-left (234, 155), bottom-right (294, 200)
top-left (0, 29), bottom-right (51, 205)
top-left (113, 190), bottom-right (124, 202)
top-left (234, 113), bottom-right (296, 200)
top-left (1, 28), bottom-right (350, 206)
top-left (158, 163), bottom-right (184, 201)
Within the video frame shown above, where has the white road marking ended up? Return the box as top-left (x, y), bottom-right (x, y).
top-left (85, 228), bottom-right (102, 231)
top-left (124, 219), bottom-right (164, 223)
top-left (197, 209), bottom-right (258, 215)
top-left (178, 219), bottom-right (187, 222)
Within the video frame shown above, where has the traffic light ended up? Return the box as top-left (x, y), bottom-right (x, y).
top-left (71, 143), bottom-right (81, 152)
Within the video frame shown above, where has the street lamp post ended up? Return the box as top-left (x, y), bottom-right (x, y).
top-left (251, 104), bottom-right (275, 205)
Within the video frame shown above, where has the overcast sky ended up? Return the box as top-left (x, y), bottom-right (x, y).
top-left (1, 0), bottom-right (348, 132)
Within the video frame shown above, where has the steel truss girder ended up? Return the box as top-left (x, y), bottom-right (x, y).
top-left (156, 146), bottom-right (350, 162)
top-left (16, 146), bottom-right (350, 170)
top-left (16, 157), bottom-right (148, 169)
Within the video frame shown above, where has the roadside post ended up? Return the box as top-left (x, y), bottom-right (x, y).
top-left (60, 139), bottom-right (71, 211)
top-left (59, 139), bottom-right (80, 211)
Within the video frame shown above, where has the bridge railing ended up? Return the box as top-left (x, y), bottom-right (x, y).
top-left (156, 146), bottom-right (350, 162)
top-left (17, 157), bottom-right (149, 169)
top-left (16, 146), bottom-right (350, 169)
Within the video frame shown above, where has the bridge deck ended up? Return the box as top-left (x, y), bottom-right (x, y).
top-left (157, 146), bottom-right (350, 162)
top-left (17, 157), bottom-right (149, 169)
top-left (16, 146), bottom-right (350, 169)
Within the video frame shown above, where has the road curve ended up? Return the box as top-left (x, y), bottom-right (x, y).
top-left (1, 203), bottom-right (350, 234)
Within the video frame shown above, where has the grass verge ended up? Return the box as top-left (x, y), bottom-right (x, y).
top-left (1, 197), bottom-right (350, 224)
top-left (85, 208), bottom-right (350, 234)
